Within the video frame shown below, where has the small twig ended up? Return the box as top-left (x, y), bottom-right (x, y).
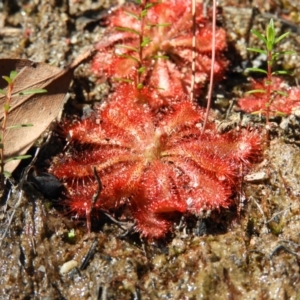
top-left (98, 286), bottom-right (108, 300)
top-left (17, 135), bottom-right (50, 191)
top-left (247, 242), bottom-right (300, 271)
top-left (86, 167), bottom-right (102, 233)
top-left (251, 196), bottom-right (268, 225)
top-left (102, 211), bottom-right (135, 236)
top-left (269, 244), bottom-right (300, 260)
top-left (279, 240), bottom-right (300, 248)
top-left (91, 167), bottom-right (102, 210)
top-left (0, 205), bottom-right (16, 246)
top-left (265, 205), bottom-right (291, 224)
top-left (0, 140), bottom-right (47, 246)
top-left (80, 238), bottom-right (98, 271)
top-left (225, 99), bottom-right (235, 119)
top-left (1, 130), bottom-right (60, 246)
top-left (268, 243), bottom-right (300, 270)
top-left (0, 182), bottom-right (25, 246)
top-left (51, 282), bottom-right (68, 300)
top-left (132, 287), bottom-right (141, 300)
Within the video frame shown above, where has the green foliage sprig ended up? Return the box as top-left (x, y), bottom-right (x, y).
top-left (0, 71), bottom-right (46, 183)
top-left (114, 0), bottom-right (167, 90)
top-left (246, 19), bottom-right (295, 126)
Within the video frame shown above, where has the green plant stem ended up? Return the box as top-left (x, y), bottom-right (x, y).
top-left (137, 0), bottom-right (147, 89)
top-left (190, 0), bottom-right (196, 101)
top-left (202, 0), bottom-right (216, 134)
top-left (265, 48), bottom-right (273, 140)
top-left (266, 49), bottom-right (273, 124)
top-left (246, 19), bottom-right (292, 141)
top-left (0, 82), bottom-right (13, 186)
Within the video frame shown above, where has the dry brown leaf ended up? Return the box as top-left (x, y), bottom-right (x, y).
top-left (0, 48), bottom-right (95, 173)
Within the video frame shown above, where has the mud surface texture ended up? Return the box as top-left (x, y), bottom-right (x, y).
top-left (1, 0), bottom-right (300, 299)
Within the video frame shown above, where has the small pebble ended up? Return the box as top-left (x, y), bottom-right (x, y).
top-left (244, 171), bottom-right (268, 183)
top-left (60, 260), bottom-right (78, 275)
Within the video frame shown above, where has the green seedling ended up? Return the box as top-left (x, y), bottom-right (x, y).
top-left (0, 71), bottom-right (46, 184)
top-left (114, 0), bottom-right (164, 90)
top-left (246, 18), bottom-right (295, 129)
top-left (68, 229), bottom-right (76, 239)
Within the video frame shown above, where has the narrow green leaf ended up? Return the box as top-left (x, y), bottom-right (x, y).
top-left (135, 0), bottom-right (141, 4)
top-left (246, 67), bottom-right (268, 74)
top-left (2, 76), bottom-right (12, 85)
top-left (250, 29), bottom-right (267, 44)
top-left (275, 111), bottom-right (287, 117)
top-left (153, 55), bottom-right (169, 59)
top-left (246, 48), bottom-right (267, 55)
top-left (18, 88), bottom-right (47, 96)
top-left (251, 110), bottom-right (265, 115)
top-left (115, 44), bottom-right (139, 52)
top-left (137, 83), bottom-right (144, 90)
top-left (138, 66), bottom-right (146, 74)
top-left (267, 40), bottom-right (273, 51)
top-left (9, 70), bottom-right (18, 81)
top-left (0, 89), bottom-right (6, 95)
top-left (124, 10), bottom-right (140, 20)
top-left (272, 51), bottom-right (295, 62)
top-left (145, 3), bottom-right (154, 9)
top-left (271, 70), bottom-right (290, 75)
top-left (141, 37), bottom-right (152, 47)
top-left (273, 51), bottom-right (295, 59)
top-left (274, 31), bottom-right (290, 44)
top-left (280, 50), bottom-right (295, 55)
top-left (265, 80), bottom-right (273, 88)
top-left (141, 9), bottom-right (148, 18)
top-left (112, 78), bottom-right (134, 83)
top-left (4, 104), bottom-right (10, 112)
top-left (5, 154), bottom-right (32, 163)
top-left (274, 90), bottom-right (288, 97)
top-left (147, 22), bottom-right (172, 27)
top-left (266, 19), bottom-right (275, 44)
top-left (115, 27), bottom-right (140, 36)
top-left (246, 89), bottom-right (266, 94)
top-left (117, 54), bottom-right (139, 63)
top-left (7, 124), bottom-right (34, 129)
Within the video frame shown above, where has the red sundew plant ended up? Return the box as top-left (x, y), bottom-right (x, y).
top-left (92, 0), bottom-right (227, 102)
top-left (102, 80), bottom-right (189, 112)
top-left (50, 93), bottom-right (262, 239)
top-left (47, 0), bottom-right (265, 239)
top-left (238, 77), bottom-right (300, 116)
